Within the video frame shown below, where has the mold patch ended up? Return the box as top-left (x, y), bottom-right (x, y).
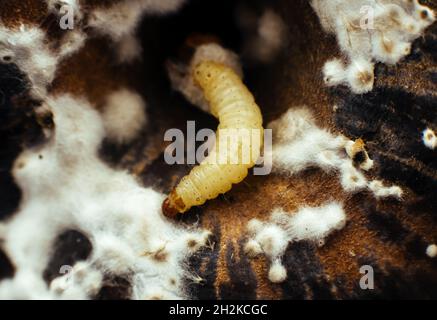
top-left (311, 0), bottom-right (435, 93)
top-left (0, 94), bottom-right (210, 299)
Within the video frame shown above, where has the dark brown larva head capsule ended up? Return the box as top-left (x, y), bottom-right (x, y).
top-left (162, 189), bottom-right (186, 218)
top-left (162, 197), bottom-right (179, 218)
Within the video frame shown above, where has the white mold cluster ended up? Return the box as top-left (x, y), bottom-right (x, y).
top-left (0, 25), bottom-right (85, 98)
top-left (344, 138), bottom-right (374, 171)
top-left (311, 0), bottom-right (436, 93)
top-left (88, 0), bottom-right (187, 42)
top-left (245, 202), bottom-right (346, 283)
top-left (238, 8), bottom-right (287, 63)
top-left (116, 34), bottom-right (143, 64)
top-left (46, 0), bottom-right (83, 21)
top-left (102, 88), bottom-right (148, 144)
top-left (422, 128), bottom-right (436, 150)
top-left (88, 0), bottom-right (186, 63)
top-left (55, 0), bottom-right (186, 64)
top-left (426, 244), bottom-right (437, 258)
top-left (267, 107), bottom-right (403, 198)
top-left (58, 29), bottom-right (87, 59)
top-left (0, 95), bottom-right (210, 299)
top-left (322, 58), bottom-right (375, 94)
top-left (0, 0), bottom-right (188, 101)
top-left (50, 262), bottom-right (103, 299)
top-left (167, 43), bottom-right (243, 113)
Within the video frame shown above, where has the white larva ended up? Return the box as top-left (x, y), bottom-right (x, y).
top-left (163, 61), bottom-right (264, 216)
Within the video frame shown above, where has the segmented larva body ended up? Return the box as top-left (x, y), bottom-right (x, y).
top-left (163, 61), bottom-right (264, 216)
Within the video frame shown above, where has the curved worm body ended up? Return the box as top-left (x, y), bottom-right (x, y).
top-left (163, 61), bottom-right (264, 216)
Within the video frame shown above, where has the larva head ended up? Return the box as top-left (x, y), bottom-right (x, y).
top-left (162, 189), bottom-right (187, 218)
